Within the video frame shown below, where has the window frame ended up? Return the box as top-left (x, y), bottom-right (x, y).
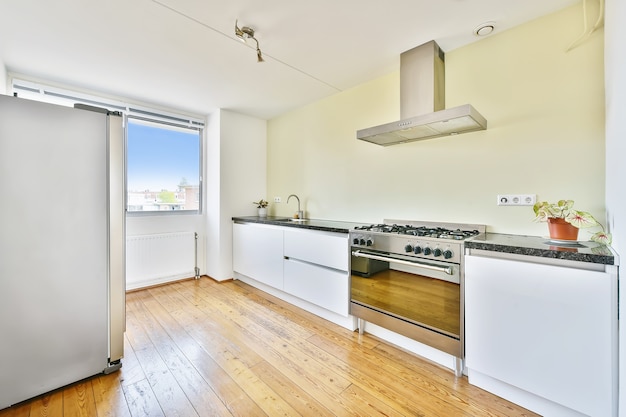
top-left (126, 115), bottom-right (204, 216)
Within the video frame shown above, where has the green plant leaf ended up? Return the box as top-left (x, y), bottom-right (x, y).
top-left (591, 231), bottom-right (612, 245)
top-left (565, 210), bottom-right (599, 228)
top-left (253, 199), bottom-right (269, 208)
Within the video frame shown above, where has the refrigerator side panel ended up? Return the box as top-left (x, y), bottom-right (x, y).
top-left (108, 114), bottom-right (125, 363)
top-left (0, 95), bottom-right (109, 409)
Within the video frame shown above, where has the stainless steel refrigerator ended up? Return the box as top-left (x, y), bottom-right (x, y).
top-left (0, 94), bottom-right (125, 409)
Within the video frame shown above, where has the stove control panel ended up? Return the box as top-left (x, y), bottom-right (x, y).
top-left (352, 235), bottom-right (374, 247)
top-left (351, 234), bottom-right (462, 264)
top-left (401, 241), bottom-right (459, 262)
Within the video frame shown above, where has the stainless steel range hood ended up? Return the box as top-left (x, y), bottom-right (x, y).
top-left (357, 41), bottom-right (487, 146)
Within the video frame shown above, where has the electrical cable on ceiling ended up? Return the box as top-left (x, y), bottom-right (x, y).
top-left (566, 0), bottom-right (604, 51)
top-left (149, 0), bottom-right (341, 92)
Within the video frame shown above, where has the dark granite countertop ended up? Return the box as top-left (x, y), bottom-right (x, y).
top-left (234, 217), bottom-right (619, 265)
top-left (465, 233), bottom-right (618, 265)
top-left (232, 216), bottom-right (369, 234)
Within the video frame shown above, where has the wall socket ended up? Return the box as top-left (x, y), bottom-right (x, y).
top-left (497, 194), bottom-right (536, 206)
top-left (274, 196), bottom-right (281, 203)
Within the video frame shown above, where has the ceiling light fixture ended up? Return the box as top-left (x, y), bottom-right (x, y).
top-left (235, 20), bottom-right (264, 63)
top-left (473, 21), bottom-right (496, 37)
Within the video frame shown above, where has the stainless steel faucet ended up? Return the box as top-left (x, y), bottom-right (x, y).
top-left (287, 194), bottom-right (303, 219)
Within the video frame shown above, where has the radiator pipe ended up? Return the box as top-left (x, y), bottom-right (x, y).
top-left (194, 232), bottom-right (200, 279)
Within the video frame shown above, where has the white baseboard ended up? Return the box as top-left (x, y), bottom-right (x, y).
top-left (467, 369), bottom-right (588, 417)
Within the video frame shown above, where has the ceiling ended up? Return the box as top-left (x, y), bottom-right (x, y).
top-left (0, 0), bottom-right (579, 120)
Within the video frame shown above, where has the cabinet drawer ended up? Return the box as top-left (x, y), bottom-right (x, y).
top-left (284, 258), bottom-right (349, 316)
top-left (283, 229), bottom-right (348, 271)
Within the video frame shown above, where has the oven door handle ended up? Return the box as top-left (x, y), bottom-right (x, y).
top-left (351, 250), bottom-right (454, 275)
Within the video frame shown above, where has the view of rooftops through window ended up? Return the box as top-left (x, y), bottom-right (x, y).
top-left (127, 118), bottom-right (201, 212)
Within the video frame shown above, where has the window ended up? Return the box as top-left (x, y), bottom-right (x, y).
top-left (10, 77), bottom-right (205, 215)
top-left (127, 118), bottom-right (202, 213)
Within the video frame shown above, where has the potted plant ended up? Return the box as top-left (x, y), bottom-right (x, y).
top-left (253, 199), bottom-right (269, 217)
top-left (532, 199), bottom-right (611, 244)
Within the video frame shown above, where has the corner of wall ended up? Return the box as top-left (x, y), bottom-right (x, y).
top-left (204, 109), bottom-right (267, 281)
top-left (0, 64), bottom-right (7, 95)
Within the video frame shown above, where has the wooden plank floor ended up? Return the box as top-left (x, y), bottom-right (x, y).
top-left (0, 278), bottom-right (539, 416)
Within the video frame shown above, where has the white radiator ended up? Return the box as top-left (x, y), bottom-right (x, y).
top-left (126, 232), bottom-right (197, 290)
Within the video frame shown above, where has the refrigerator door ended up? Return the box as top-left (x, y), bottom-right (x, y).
top-left (0, 95), bottom-right (111, 408)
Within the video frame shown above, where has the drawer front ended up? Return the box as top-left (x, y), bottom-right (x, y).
top-left (284, 258), bottom-right (349, 316)
top-left (284, 229), bottom-right (348, 271)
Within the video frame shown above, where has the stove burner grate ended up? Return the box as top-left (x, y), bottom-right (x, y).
top-left (354, 224), bottom-right (480, 240)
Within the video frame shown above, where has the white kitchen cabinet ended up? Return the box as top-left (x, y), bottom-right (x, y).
top-left (283, 228), bottom-right (350, 316)
top-left (464, 251), bottom-right (618, 417)
top-left (232, 221), bottom-right (353, 324)
top-left (232, 222), bottom-right (284, 289)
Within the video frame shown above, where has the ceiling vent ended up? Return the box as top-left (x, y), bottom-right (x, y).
top-left (357, 41), bottom-right (487, 146)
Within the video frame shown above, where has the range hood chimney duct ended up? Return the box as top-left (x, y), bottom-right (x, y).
top-left (357, 40), bottom-right (487, 146)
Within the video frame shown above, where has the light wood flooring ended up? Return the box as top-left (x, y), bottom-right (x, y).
top-left (0, 277), bottom-right (538, 416)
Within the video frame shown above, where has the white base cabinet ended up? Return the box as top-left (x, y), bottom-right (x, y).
top-left (465, 252), bottom-right (618, 417)
top-left (233, 222), bottom-right (351, 319)
top-left (232, 222), bottom-right (284, 289)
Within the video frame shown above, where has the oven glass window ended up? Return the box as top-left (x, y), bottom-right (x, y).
top-left (351, 269), bottom-right (460, 337)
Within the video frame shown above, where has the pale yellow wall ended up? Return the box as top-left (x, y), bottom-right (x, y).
top-left (267, 4), bottom-right (605, 237)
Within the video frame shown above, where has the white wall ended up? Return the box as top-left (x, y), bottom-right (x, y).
top-left (205, 109), bottom-right (266, 281)
top-left (604, 0), bottom-right (626, 414)
top-left (113, 105), bottom-right (267, 281)
top-left (0, 62), bottom-right (6, 94)
top-left (126, 214), bottom-right (206, 275)
top-left (605, 0), bottom-right (625, 259)
top-left (122, 107), bottom-right (267, 285)
top-left (267, 4), bottom-right (606, 241)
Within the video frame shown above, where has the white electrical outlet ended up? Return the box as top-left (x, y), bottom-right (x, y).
top-left (522, 195), bottom-right (536, 205)
top-left (497, 195), bottom-right (512, 205)
top-left (274, 196), bottom-right (281, 203)
top-left (497, 194), bottom-right (536, 206)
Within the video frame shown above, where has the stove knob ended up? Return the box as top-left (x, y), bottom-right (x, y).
top-left (353, 237), bottom-right (360, 245)
top-left (404, 244), bottom-right (414, 253)
top-left (423, 247), bottom-right (432, 255)
top-left (366, 238), bottom-right (374, 246)
top-left (433, 248), bottom-right (443, 257)
top-left (443, 249), bottom-right (453, 259)
top-left (413, 246), bottom-right (422, 254)
top-left (359, 238), bottom-right (366, 246)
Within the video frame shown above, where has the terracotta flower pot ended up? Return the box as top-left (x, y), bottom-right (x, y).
top-left (547, 217), bottom-right (579, 241)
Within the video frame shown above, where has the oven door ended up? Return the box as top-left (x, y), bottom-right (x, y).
top-left (350, 249), bottom-right (461, 340)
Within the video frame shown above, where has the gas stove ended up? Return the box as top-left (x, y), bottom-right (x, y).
top-left (350, 220), bottom-right (486, 371)
top-left (351, 220), bottom-right (485, 264)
